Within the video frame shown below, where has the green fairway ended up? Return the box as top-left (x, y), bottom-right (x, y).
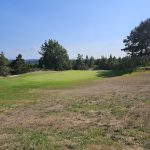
top-left (0, 70), bottom-right (100, 108)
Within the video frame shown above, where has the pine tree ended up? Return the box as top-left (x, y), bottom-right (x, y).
top-left (122, 18), bottom-right (150, 57)
top-left (89, 56), bottom-right (95, 68)
top-left (74, 54), bottom-right (86, 70)
top-left (84, 55), bottom-right (90, 69)
top-left (0, 52), bottom-right (10, 76)
top-left (10, 54), bottom-right (27, 74)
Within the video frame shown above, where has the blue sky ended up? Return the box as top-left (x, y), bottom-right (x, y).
top-left (0, 0), bottom-right (150, 59)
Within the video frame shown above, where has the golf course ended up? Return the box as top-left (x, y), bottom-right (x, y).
top-left (0, 70), bottom-right (150, 149)
top-left (1, 1), bottom-right (150, 149)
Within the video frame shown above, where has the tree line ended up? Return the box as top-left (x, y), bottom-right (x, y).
top-left (0, 18), bottom-right (150, 76)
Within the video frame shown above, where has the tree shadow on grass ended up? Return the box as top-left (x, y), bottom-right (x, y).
top-left (96, 70), bottom-right (133, 78)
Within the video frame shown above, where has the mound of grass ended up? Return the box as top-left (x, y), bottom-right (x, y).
top-left (0, 70), bottom-right (101, 108)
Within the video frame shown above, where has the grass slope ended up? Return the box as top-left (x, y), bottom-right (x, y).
top-left (0, 70), bottom-right (100, 108)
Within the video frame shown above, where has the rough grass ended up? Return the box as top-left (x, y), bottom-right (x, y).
top-left (0, 70), bottom-right (149, 149)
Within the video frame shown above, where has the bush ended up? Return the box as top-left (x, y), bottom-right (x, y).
top-left (0, 66), bottom-right (10, 76)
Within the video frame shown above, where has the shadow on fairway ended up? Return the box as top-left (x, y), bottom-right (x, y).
top-left (96, 70), bottom-right (132, 78)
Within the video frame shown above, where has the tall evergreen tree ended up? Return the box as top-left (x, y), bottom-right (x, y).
top-left (39, 39), bottom-right (70, 70)
top-left (89, 56), bottom-right (95, 68)
top-left (0, 52), bottom-right (10, 76)
top-left (96, 56), bottom-right (108, 70)
top-left (10, 54), bottom-right (27, 74)
top-left (108, 54), bottom-right (113, 69)
top-left (84, 55), bottom-right (90, 69)
top-left (74, 54), bottom-right (86, 70)
top-left (122, 18), bottom-right (150, 57)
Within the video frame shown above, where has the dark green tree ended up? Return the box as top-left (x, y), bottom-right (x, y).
top-left (108, 54), bottom-right (113, 69)
top-left (122, 18), bottom-right (150, 57)
top-left (84, 55), bottom-right (90, 69)
top-left (10, 54), bottom-right (27, 74)
top-left (89, 56), bottom-right (95, 68)
top-left (96, 56), bottom-right (108, 70)
top-left (112, 56), bottom-right (118, 69)
top-left (0, 52), bottom-right (10, 76)
top-left (74, 54), bottom-right (86, 70)
top-left (39, 39), bottom-right (70, 70)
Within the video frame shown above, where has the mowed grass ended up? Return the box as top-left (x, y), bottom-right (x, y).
top-left (0, 70), bottom-right (101, 108)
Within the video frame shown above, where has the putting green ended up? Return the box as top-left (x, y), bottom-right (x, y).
top-left (0, 70), bottom-right (104, 108)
